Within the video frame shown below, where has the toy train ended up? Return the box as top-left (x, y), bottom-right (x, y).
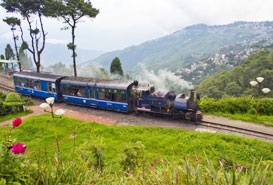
top-left (13, 71), bottom-right (203, 121)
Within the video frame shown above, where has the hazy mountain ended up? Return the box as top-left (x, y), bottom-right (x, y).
top-left (2, 21), bottom-right (273, 75)
top-left (84, 21), bottom-right (273, 73)
top-left (0, 42), bottom-right (104, 66)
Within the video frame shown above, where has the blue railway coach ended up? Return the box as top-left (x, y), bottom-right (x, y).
top-left (13, 72), bottom-right (66, 101)
top-left (60, 76), bottom-right (138, 112)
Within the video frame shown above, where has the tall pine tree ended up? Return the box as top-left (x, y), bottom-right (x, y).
top-left (110, 57), bottom-right (124, 76)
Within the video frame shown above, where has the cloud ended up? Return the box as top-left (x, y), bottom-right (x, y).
top-left (46, 38), bottom-right (68, 45)
top-left (1, 0), bottom-right (273, 52)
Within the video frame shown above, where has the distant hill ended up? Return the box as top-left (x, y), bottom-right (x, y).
top-left (196, 49), bottom-right (273, 98)
top-left (0, 42), bottom-right (104, 67)
top-left (84, 21), bottom-right (273, 74)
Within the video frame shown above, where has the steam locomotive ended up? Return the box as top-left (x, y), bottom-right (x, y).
top-left (13, 71), bottom-right (202, 122)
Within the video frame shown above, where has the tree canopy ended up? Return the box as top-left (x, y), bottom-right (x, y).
top-left (3, 16), bottom-right (22, 71)
top-left (196, 49), bottom-right (273, 98)
top-left (5, 44), bottom-right (14, 60)
top-left (44, 0), bottom-right (99, 77)
top-left (110, 57), bottom-right (124, 77)
top-left (1, 0), bottom-right (47, 72)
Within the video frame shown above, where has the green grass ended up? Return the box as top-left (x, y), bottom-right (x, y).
top-left (208, 112), bottom-right (273, 127)
top-left (2, 114), bottom-right (273, 169)
top-left (0, 110), bottom-right (33, 122)
top-left (1, 114), bottom-right (273, 184)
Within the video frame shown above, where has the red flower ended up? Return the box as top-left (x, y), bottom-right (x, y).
top-left (150, 162), bottom-right (155, 167)
top-left (10, 142), bottom-right (26, 154)
top-left (12, 118), bottom-right (22, 127)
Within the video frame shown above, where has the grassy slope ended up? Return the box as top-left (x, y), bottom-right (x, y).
top-left (1, 114), bottom-right (272, 170)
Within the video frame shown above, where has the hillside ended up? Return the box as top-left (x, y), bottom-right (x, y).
top-left (0, 42), bottom-right (104, 67)
top-left (84, 21), bottom-right (273, 74)
top-left (196, 49), bottom-right (273, 98)
top-left (179, 43), bottom-right (273, 85)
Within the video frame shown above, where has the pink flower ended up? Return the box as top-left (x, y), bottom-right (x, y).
top-left (150, 162), bottom-right (155, 167)
top-left (12, 118), bottom-right (22, 127)
top-left (10, 142), bottom-right (27, 154)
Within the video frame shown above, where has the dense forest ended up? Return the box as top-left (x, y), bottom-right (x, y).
top-left (196, 49), bottom-right (273, 98)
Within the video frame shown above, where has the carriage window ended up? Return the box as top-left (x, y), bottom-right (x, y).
top-left (14, 77), bottom-right (24, 87)
top-left (33, 80), bottom-right (41, 90)
top-left (62, 84), bottom-right (71, 95)
top-left (97, 88), bottom-right (106, 100)
top-left (27, 79), bottom-right (34, 88)
top-left (48, 82), bottom-right (56, 92)
top-left (97, 88), bottom-right (126, 102)
top-left (62, 84), bottom-right (86, 97)
top-left (114, 90), bottom-right (126, 102)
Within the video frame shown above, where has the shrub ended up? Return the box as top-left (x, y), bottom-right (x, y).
top-left (199, 96), bottom-right (273, 115)
top-left (4, 93), bottom-right (25, 114)
top-left (0, 91), bottom-right (6, 101)
top-left (0, 102), bottom-right (12, 116)
top-left (121, 141), bottom-right (145, 172)
top-left (259, 98), bottom-right (273, 115)
top-left (5, 93), bottom-right (22, 103)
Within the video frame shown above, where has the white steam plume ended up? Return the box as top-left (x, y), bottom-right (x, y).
top-left (134, 64), bottom-right (193, 93)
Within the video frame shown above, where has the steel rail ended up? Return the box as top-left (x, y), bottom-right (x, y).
top-left (0, 83), bottom-right (15, 92)
top-left (200, 120), bottom-right (273, 142)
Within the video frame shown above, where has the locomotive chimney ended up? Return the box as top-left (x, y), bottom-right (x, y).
top-left (189, 89), bottom-right (194, 101)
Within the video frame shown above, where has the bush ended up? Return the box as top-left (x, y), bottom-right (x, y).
top-left (0, 102), bottom-right (12, 116)
top-left (199, 96), bottom-right (273, 115)
top-left (258, 98), bottom-right (273, 115)
top-left (21, 97), bottom-right (34, 106)
top-left (4, 93), bottom-right (25, 114)
top-left (5, 93), bottom-right (22, 103)
top-left (0, 92), bottom-right (6, 101)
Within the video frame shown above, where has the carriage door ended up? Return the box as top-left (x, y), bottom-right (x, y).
top-left (48, 82), bottom-right (56, 98)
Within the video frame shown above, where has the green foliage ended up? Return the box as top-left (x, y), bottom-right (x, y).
top-left (110, 57), bottom-right (124, 76)
top-left (43, 0), bottom-right (99, 76)
top-left (4, 44), bottom-right (14, 60)
top-left (91, 145), bottom-right (105, 172)
top-left (259, 98), bottom-right (273, 116)
top-left (0, 92), bottom-right (6, 100)
top-left (5, 92), bottom-right (22, 103)
top-left (3, 92), bottom-right (27, 114)
top-left (0, 121), bottom-right (31, 184)
top-left (199, 96), bottom-right (273, 116)
top-left (0, 110), bottom-right (32, 122)
top-left (3, 17), bottom-right (21, 27)
top-left (121, 141), bottom-right (145, 172)
top-left (67, 42), bottom-right (76, 50)
top-left (0, 102), bottom-right (12, 116)
top-left (1, 0), bottom-right (47, 73)
top-left (1, 115), bottom-right (273, 184)
top-left (197, 49), bottom-right (273, 98)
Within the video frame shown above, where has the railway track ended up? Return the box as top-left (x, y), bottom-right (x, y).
top-left (0, 83), bottom-right (15, 92)
top-left (200, 120), bottom-right (273, 142)
top-left (1, 75), bottom-right (273, 142)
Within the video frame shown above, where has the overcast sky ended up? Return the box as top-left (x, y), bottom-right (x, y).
top-left (1, 0), bottom-right (273, 52)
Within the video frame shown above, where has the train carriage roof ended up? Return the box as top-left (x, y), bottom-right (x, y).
top-left (60, 76), bottom-right (108, 86)
top-left (61, 76), bottom-right (137, 90)
top-left (13, 71), bottom-right (66, 82)
top-left (95, 80), bottom-right (136, 90)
